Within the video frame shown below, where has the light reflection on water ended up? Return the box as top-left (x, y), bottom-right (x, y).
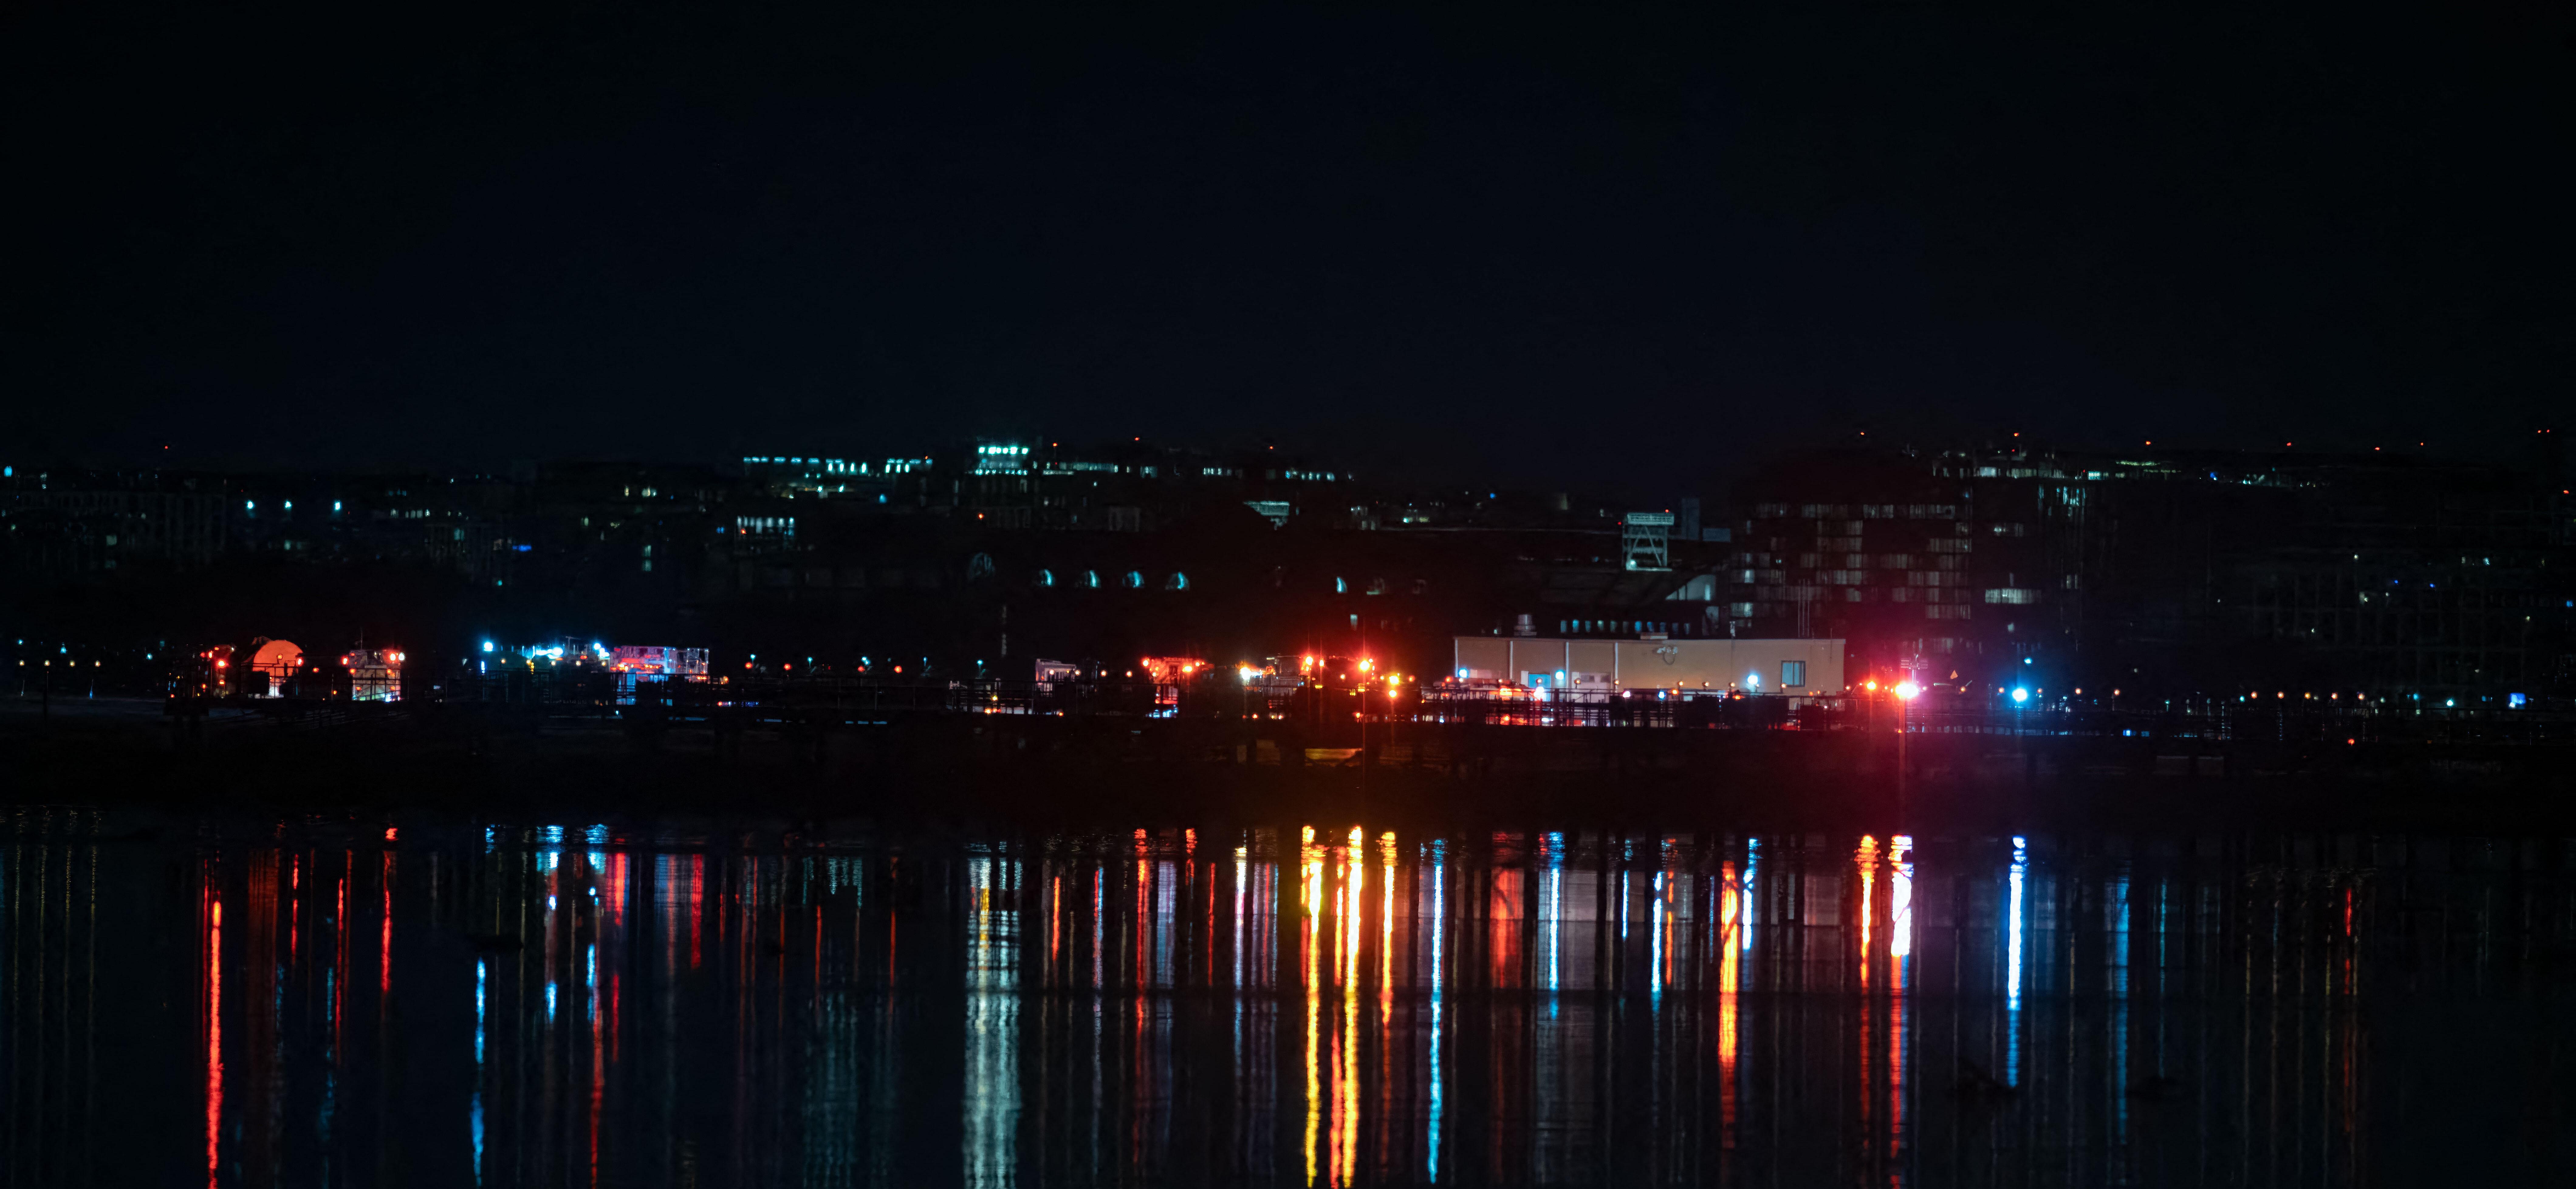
top-left (4, 812), bottom-right (2575, 1185)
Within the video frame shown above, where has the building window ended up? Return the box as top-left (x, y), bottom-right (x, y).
top-left (1334, 577), bottom-right (1348, 594)
top-left (1983, 588), bottom-right (2039, 605)
top-left (1781, 660), bottom-right (1806, 688)
top-left (1036, 569), bottom-right (1054, 588)
top-left (1083, 570), bottom-right (1099, 588)
top-left (1122, 570), bottom-right (1143, 588)
top-left (1165, 572), bottom-right (1188, 591)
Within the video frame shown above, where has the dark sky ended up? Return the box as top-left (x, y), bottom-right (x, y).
top-left (5, 4), bottom-right (2569, 488)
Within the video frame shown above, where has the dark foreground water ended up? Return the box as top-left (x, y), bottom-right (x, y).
top-left (5, 811), bottom-right (2574, 1187)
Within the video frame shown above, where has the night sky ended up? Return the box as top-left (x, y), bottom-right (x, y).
top-left (5, 4), bottom-right (2569, 488)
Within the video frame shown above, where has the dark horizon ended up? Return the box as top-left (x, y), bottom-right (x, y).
top-left (7, 5), bottom-right (2571, 488)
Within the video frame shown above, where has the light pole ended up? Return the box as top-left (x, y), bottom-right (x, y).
top-left (1894, 679), bottom-right (1921, 822)
top-left (1239, 665), bottom-right (1258, 763)
top-left (2011, 685), bottom-right (2032, 788)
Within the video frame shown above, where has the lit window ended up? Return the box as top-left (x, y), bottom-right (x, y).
top-left (1781, 660), bottom-right (1806, 687)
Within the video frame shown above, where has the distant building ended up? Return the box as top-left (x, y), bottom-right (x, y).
top-left (0, 469), bottom-right (229, 576)
top-left (1453, 636), bottom-right (1844, 694)
top-left (1722, 442), bottom-right (2574, 698)
top-left (342, 647), bottom-right (405, 701)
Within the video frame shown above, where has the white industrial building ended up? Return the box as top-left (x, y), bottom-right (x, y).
top-left (1451, 636), bottom-right (1845, 694)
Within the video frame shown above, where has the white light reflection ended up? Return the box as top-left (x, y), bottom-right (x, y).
top-left (1889, 835), bottom-right (1914, 966)
top-left (964, 855), bottom-right (1020, 1187)
top-left (1888, 835), bottom-right (1914, 1168)
top-left (1742, 839), bottom-right (1758, 954)
top-left (1544, 832), bottom-right (1565, 996)
top-left (1090, 863), bottom-right (1104, 1174)
top-left (1650, 869), bottom-right (1666, 1006)
top-left (1427, 841), bottom-right (1446, 1183)
top-left (472, 959), bottom-right (486, 1183)
top-left (2110, 866), bottom-right (2132, 1144)
top-left (2006, 835), bottom-right (2028, 1086)
top-left (1155, 858), bottom-right (1177, 988)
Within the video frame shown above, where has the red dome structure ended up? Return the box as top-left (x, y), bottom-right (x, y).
top-left (248, 639), bottom-right (303, 695)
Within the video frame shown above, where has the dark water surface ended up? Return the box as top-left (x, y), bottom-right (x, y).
top-left (6, 810), bottom-right (2574, 1187)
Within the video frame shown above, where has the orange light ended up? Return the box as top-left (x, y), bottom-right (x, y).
top-left (1863, 679), bottom-right (1878, 691)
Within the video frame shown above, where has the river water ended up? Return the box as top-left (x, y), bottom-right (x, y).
top-left (4, 810), bottom-right (2571, 1186)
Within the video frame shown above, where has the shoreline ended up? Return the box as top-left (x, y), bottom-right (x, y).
top-left (9, 698), bottom-right (2573, 834)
